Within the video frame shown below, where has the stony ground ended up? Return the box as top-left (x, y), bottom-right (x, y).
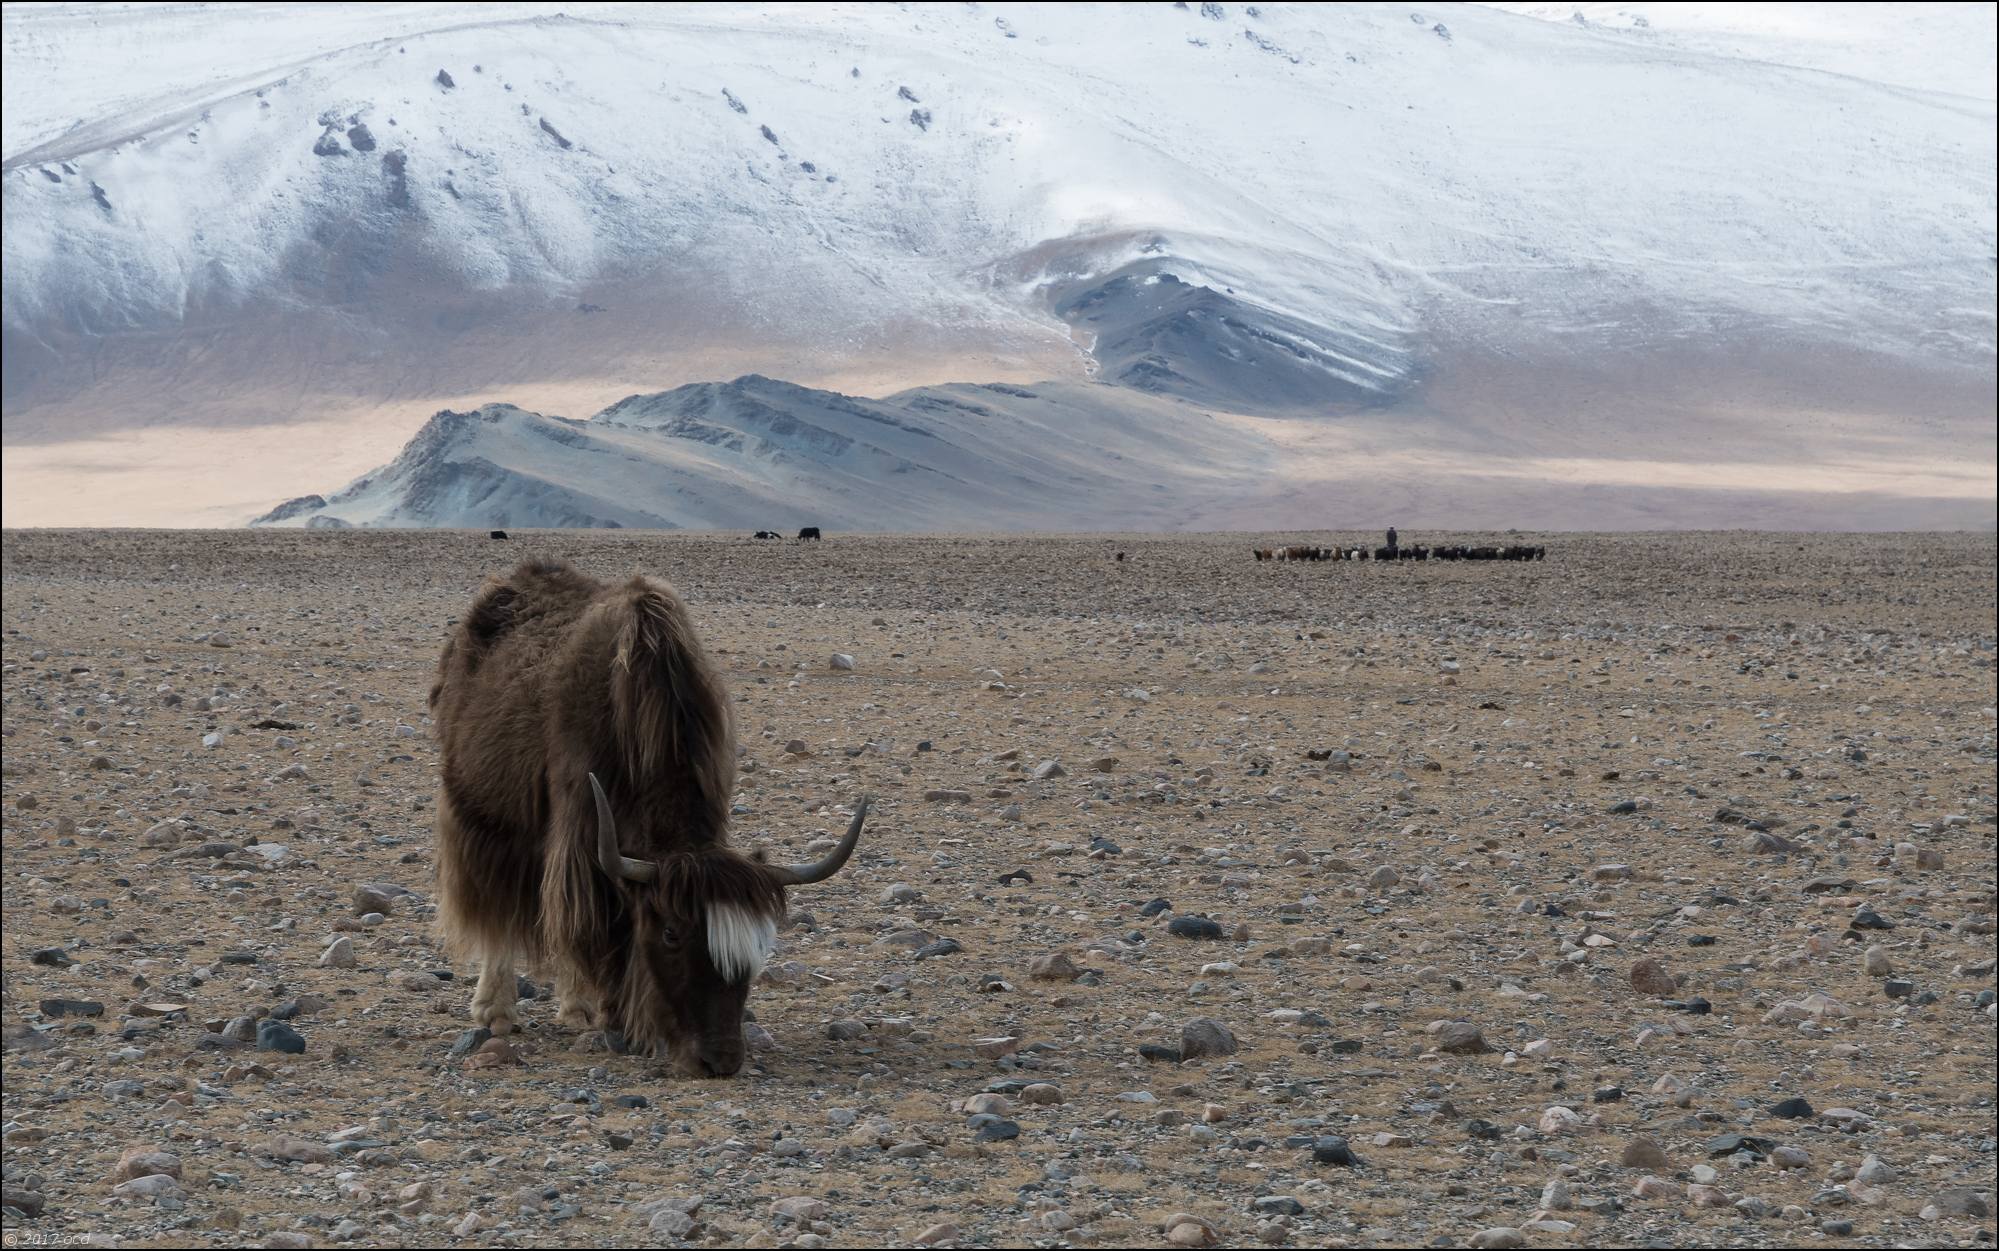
top-left (2, 528), bottom-right (1994, 1251)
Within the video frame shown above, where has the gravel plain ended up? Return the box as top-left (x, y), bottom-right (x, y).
top-left (2, 528), bottom-right (1995, 1249)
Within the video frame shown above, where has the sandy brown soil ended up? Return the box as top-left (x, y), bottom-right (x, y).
top-left (2, 528), bottom-right (1995, 1249)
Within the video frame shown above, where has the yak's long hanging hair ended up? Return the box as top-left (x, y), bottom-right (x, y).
top-left (606, 578), bottom-right (736, 841)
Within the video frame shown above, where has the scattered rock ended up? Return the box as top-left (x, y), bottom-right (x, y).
top-left (1180, 1017), bottom-right (1239, 1059)
top-left (1029, 952), bottom-right (1082, 981)
top-left (1632, 1176), bottom-right (1679, 1200)
top-left (1250, 1196), bottom-right (1304, 1217)
top-left (1621, 1138), bottom-right (1669, 1170)
top-left (1429, 1021), bottom-right (1492, 1055)
top-left (111, 1173), bottom-right (183, 1201)
top-left (256, 1021), bottom-right (306, 1054)
top-left (266, 1135), bottom-right (334, 1164)
top-left (1, 1185), bottom-right (46, 1217)
top-left (1169, 916), bottom-right (1226, 940)
top-left (1628, 958), bottom-right (1676, 996)
top-left (1922, 1188), bottom-right (1991, 1220)
top-left (111, 1147), bottom-right (182, 1183)
top-left (772, 1196), bottom-right (828, 1223)
top-left (352, 884), bottom-right (399, 916)
top-left (1312, 1136), bottom-right (1359, 1166)
top-left (38, 998), bottom-right (104, 1018)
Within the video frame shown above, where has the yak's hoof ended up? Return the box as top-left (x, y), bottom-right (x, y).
top-left (472, 1004), bottom-right (517, 1035)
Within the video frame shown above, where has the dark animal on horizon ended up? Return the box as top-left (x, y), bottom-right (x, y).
top-left (752, 531), bottom-right (780, 540)
top-left (429, 558), bottom-right (869, 1077)
top-left (1253, 548), bottom-right (1274, 561)
top-left (797, 527), bottom-right (822, 541)
top-left (489, 530), bottom-right (509, 540)
top-left (1374, 545), bottom-right (1397, 561)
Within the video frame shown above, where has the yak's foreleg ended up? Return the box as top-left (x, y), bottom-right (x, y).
top-left (470, 939), bottom-right (519, 1035)
top-left (555, 968), bottom-right (601, 1030)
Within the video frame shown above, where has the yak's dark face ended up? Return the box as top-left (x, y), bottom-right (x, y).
top-left (618, 891), bottom-right (779, 1078)
top-left (584, 774), bottom-right (869, 1078)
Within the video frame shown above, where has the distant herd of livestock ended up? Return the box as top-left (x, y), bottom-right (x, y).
top-left (480, 528), bottom-right (1543, 560)
top-left (1254, 542), bottom-right (1547, 562)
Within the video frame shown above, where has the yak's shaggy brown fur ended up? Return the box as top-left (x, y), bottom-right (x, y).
top-left (430, 558), bottom-right (796, 1076)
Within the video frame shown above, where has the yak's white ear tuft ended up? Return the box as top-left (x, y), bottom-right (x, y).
top-left (706, 903), bottom-right (778, 982)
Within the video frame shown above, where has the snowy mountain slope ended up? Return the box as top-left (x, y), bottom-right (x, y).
top-left (1479, 3), bottom-right (1997, 102)
top-left (0, 2), bottom-right (594, 159)
top-left (2, 2), bottom-right (1994, 529)
top-left (251, 377), bottom-right (1277, 531)
top-left (7, 4), bottom-right (1991, 371)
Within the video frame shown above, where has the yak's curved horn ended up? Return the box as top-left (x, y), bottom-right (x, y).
top-left (769, 796), bottom-right (871, 887)
top-left (590, 773), bottom-right (657, 883)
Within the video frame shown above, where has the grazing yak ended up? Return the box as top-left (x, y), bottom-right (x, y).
top-left (489, 530), bottom-right (509, 540)
top-left (797, 526), bottom-right (822, 541)
top-left (430, 558), bottom-right (868, 1077)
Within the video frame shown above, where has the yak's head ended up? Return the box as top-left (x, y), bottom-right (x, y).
top-left (586, 774), bottom-right (867, 1078)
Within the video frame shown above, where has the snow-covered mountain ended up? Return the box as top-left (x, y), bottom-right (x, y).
top-left (248, 376), bottom-right (1282, 531)
top-left (3, 2), bottom-right (1993, 529)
